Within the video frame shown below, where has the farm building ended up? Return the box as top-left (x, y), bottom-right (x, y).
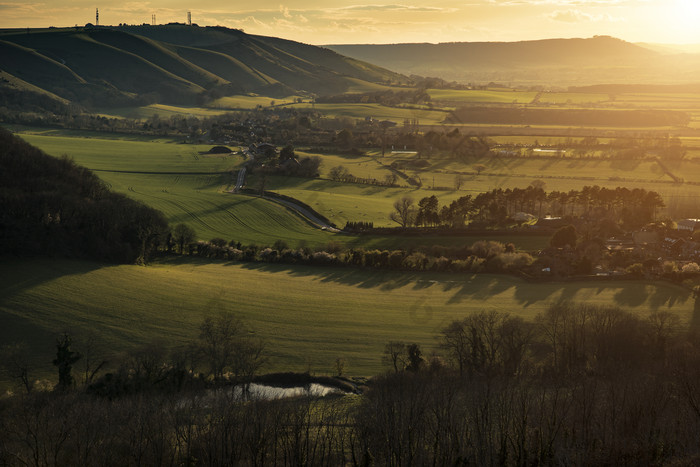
top-left (677, 219), bottom-right (700, 232)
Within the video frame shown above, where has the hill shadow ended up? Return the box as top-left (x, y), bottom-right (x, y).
top-left (0, 258), bottom-right (105, 301)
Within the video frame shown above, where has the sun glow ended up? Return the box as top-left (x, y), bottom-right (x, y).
top-left (663, 0), bottom-right (700, 43)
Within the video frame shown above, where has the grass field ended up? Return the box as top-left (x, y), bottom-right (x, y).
top-left (103, 104), bottom-right (233, 120)
top-left (208, 95), bottom-right (305, 109)
top-left (21, 128), bottom-right (700, 233)
top-left (289, 102), bottom-right (449, 125)
top-left (16, 131), bottom-right (548, 249)
top-left (428, 89), bottom-right (538, 104)
top-left (1, 258), bottom-right (695, 385)
top-left (18, 133), bottom-right (241, 173)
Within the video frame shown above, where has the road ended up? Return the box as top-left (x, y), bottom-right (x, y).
top-left (233, 167), bottom-right (246, 192)
top-left (263, 196), bottom-right (341, 233)
top-left (228, 147), bottom-right (340, 232)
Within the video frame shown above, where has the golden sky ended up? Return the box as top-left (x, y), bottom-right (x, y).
top-left (1, 0), bottom-right (699, 45)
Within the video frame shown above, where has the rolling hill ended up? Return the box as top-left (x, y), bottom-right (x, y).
top-left (326, 36), bottom-right (700, 87)
top-left (0, 24), bottom-right (407, 110)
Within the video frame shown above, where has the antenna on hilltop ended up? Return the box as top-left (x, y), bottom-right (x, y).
top-left (96, 8), bottom-right (99, 26)
top-left (187, 11), bottom-right (191, 26)
top-left (152, 14), bottom-right (156, 25)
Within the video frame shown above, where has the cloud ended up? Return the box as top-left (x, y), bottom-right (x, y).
top-left (549, 8), bottom-right (623, 22)
top-left (279, 5), bottom-right (291, 18)
top-left (337, 4), bottom-right (450, 12)
top-left (488, 0), bottom-right (643, 4)
top-left (549, 9), bottom-right (593, 21)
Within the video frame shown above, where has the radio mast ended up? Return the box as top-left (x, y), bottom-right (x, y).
top-left (96, 8), bottom-right (99, 26)
top-left (187, 11), bottom-right (191, 26)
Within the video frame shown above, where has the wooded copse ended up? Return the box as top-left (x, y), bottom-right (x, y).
top-left (390, 185), bottom-right (665, 229)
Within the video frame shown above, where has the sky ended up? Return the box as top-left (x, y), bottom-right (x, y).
top-left (1, 0), bottom-right (699, 45)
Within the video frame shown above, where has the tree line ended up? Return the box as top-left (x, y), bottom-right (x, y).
top-left (390, 185), bottom-right (665, 230)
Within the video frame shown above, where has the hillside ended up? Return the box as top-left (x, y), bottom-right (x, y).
top-left (0, 127), bottom-right (168, 263)
top-left (0, 25), bottom-right (407, 109)
top-left (326, 36), bottom-right (700, 86)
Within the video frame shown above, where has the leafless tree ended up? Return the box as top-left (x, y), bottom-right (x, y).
top-left (382, 341), bottom-right (406, 372)
top-left (389, 196), bottom-right (416, 227)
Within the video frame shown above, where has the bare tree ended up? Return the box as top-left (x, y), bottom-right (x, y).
top-left (382, 341), bottom-right (406, 373)
top-left (0, 343), bottom-right (34, 393)
top-left (199, 312), bottom-right (244, 381)
top-left (389, 196), bottom-right (416, 227)
top-left (198, 312), bottom-right (266, 385)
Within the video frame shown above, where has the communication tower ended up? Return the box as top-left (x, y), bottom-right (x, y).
top-left (187, 11), bottom-right (192, 26)
top-left (96, 8), bottom-right (99, 26)
top-left (152, 14), bottom-right (156, 25)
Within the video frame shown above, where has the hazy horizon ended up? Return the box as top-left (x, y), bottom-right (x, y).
top-left (3, 0), bottom-right (700, 46)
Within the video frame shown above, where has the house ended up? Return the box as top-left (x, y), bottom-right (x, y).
top-left (534, 216), bottom-right (568, 229)
top-left (632, 231), bottom-right (660, 247)
top-left (513, 212), bottom-right (535, 223)
top-left (677, 219), bottom-right (700, 232)
top-left (664, 237), bottom-right (686, 257)
top-left (249, 143), bottom-right (278, 156)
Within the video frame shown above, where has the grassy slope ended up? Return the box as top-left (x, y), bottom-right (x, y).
top-left (1, 258), bottom-right (695, 382)
top-left (0, 25), bottom-right (404, 106)
top-left (18, 134), bottom-right (239, 172)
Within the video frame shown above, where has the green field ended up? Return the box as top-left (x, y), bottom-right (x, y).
top-left (103, 104), bottom-right (233, 120)
top-left (16, 130), bottom-right (550, 249)
top-left (1, 258), bottom-right (695, 384)
top-left (18, 133), bottom-right (240, 173)
top-left (290, 102), bottom-right (449, 125)
top-left (208, 95), bottom-right (305, 109)
top-left (258, 175), bottom-right (467, 227)
top-left (19, 128), bottom-right (699, 237)
top-left (428, 89), bottom-right (538, 104)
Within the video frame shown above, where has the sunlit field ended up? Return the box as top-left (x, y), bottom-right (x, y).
top-left (1, 258), bottom-right (694, 382)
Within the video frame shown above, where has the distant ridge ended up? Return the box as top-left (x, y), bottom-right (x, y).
top-left (326, 36), bottom-right (700, 86)
top-left (0, 24), bottom-right (407, 109)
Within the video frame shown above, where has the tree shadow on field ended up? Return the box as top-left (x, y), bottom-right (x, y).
top-left (239, 261), bottom-right (425, 291)
top-left (647, 284), bottom-right (690, 310)
top-left (613, 286), bottom-right (650, 308)
top-left (512, 282), bottom-right (562, 307)
top-left (445, 277), bottom-right (516, 304)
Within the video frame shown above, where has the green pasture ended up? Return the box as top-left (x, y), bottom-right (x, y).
top-left (16, 131), bottom-right (547, 249)
top-left (428, 89), bottom-right (537, 104)
top-left (19, 133), bottom-right (242, 173)
top-left (1, 258), bottom-right (695, 385)
top-left (535, 92), bottom-right (610, 105)
top-left (10, 126), bottom-right (178, 143)
top-left (103, 104), bottom-right (232, 120)
top-left (99, 172), bottom-right (336, 245)
top-left (208, 95), bottom-right (305, 109)
top-left (613, 93), bottom-right (700, 109)
top-left (345, 78), bottom-right (409, 93)
top-left (298, 150), bottom-right (391, 180)
top-left (257, 176), bottom-right (465, 226)
top-left (290, 102), bottom-right (448, 125)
